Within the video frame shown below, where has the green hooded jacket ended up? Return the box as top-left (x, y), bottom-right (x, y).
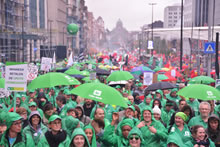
top-left (0, 112), bottom-right (34, 147)
top-left (139, 94), bottom-right (152, 111)
top-left (127, 127), bottom-right (146, 147)
top-left (166, 88), bottom-right (181, 104)
top-left (68, 128), bottom-right (91, 147)
top-left (169, 123), bottom-right (191, 143)
top-left (83, 125), bottom-right (97, 147)
top-left (138, 107), bottom-right (168, 147)
top-left (23, 111), bottom-right (48, 145)
top-left (103, 118), bottom-right (134, 147)
top-left (167, 132), bottom-right (187, 147)
top-left (62, 116), bottom-right (80, 138)
top-left (185, 136), bottom-right (216, 147)
top-left (153, 89), bottom-right (166, 107)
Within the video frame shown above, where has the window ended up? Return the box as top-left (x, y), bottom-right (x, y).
top-left (30, 0), bottom-right (37, 28)
top-left (39, 0), bottom-right (45, 28)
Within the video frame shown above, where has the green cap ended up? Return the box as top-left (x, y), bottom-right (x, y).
top-left (138, 83), bottom-right (143, 87)
top-left (29, 89), bottom-right (35, 93)
top-left (175, 112), bottom-right (187, 122)
top-left (63, 89), bottom-right (71, 95)
top-left (127, 105), bottom-right (135, 112)
top-left (29, 102), bottom-right (37, 107)
top-left (48, 115), bottom-right (61, 123)
top-left (115, 85), bottom-right (121, 89)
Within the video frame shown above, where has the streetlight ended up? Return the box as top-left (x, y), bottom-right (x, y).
top-left (180, 0), bottom-right (183, 70)
top-left (21, 7), bottom-right (25, 62)
top-left (149, 3), bottom-right (156, 56)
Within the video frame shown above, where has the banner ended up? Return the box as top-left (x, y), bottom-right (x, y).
top-left (41, 57), bottom-right (52, 72)
top-left (5, 62), bottom-right (27, 92)
top-left (143, 71), bottom-right (153, 85)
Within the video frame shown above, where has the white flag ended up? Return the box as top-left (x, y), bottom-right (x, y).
top-left (67, 52), bottom-right (73, 67)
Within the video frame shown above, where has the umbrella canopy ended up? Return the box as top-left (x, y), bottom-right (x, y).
top-left (131, 66), bottom-right (153, 75)
top-left (188, 76), bottom-right (215, 84)
top-left (95, 67), bottom-right (110, 75)
top-left (177, 84), bottom-right (220, 100)
top-left (81, 70), bottom-right (90, 77)
top-left (0, 78), bottom-right (5, 88)
top-left (106, 71), bottom-right (134, 82)
top-left (145, 82), bottom-right (177, 91)
top-left (64, 68), bottom-right (82, 75)
top-left (158, 74), bottom-right (168, 81)
top-left (28, 72), bottom-right (81, 90)
top-left (108, 80), bottom-right (128, 85)
top-left (70, 83), bottom-right (128, 108)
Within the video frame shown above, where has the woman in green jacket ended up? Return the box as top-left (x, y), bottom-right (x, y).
top-left (83, 125), bottom-right (97, 147)
top-left (136, 106), bottom-right (168, 147)
top-left (23, 111), bottom-right (48, 146)
top-left (69, 128), bottom-right (90, 147)
top-left (168, 112), bottom-right (191, 143)
top-left (185, 125), bottom-right (216, 147)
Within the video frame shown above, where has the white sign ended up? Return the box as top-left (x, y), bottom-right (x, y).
top-left (171, 69), bottom-right (176, 77)
top-left (27, 63), bottom-right (38, 81)
top-left (0, 66), bottom-right (5, 78)
top-left (90, 72), bottom-right (96, 80)
top-left (88, 64), bottom-right (92, 70)
top-left (0, 88), bottom-right (10, 98)
top-left (148, 40), bottom-right (154, 50)
top-left (143, 71), bottom-right (153, 85)
top-left (5, 63), bottom-right (27, 92)
top-left (40, 57), bottom-right (52, 72)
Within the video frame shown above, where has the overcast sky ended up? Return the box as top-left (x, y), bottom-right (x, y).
top-left (85, 0), bottom-right (180, 31)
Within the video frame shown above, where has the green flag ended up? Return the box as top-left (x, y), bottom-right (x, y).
top-left (159, 57), bottom-right (163, 68)
top-left (147, 56), bottom-right (153, 66)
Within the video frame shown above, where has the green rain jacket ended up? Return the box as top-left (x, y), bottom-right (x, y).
top-left (188, 115), bottom-right (208, 129)
top-left (103, 118), bottom-right (134, 147)
top-left (23, 111), bottom-right (48, 145)
top-left (161, 107), bottom-right (175, 127)
top-left (138, 107), bottom-right (168, 147)
top-left (127, 127), bottom-right (146, 147)
top-left (169, 123), bottom-right (191, 143)
top-left (68, 128), bottom-right (91, 147)
top-left (0, 112), bottom-right (34, 147)
top-left (139, 94), bottom-right (152, 111)
top-left (153, 89), bottom-right (167, 107)
top-left (185, 136), bottom-right (216, 147)
top-left (90, 104), bottom-right (114, 122)
top-left (62, 116), bottom-right (80, 138)
top-left (167, 132), bottom-right (187, 147)
top-left (166, 88), bottom-right (181, 104)
top-left (83, 125), bottom-right (97, 147)
top-left (187, 99), bottom-right (200, 116)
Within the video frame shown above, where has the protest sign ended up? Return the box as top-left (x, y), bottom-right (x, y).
top-left (40, 57), bottom-right (52, 72)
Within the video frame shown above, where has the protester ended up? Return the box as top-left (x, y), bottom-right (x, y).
top-left (83, 99), bottom-right (95, 117)
top-left (83, 125), bottom-right (98, 147)
top-left (16, 107), bottom-right (28, 128)
top-left (69, 128), bottom-right (91, 147)
top-left (128, 127), bottom-right (145, 147)
top-left (75, 105), bottom-right (91, 126)
top-left (207, 114), bottom-right (220, 146)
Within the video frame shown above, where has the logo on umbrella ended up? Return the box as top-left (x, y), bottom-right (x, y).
top-left (89, 90), bottom-right (102, 100)
top-left (207, 91), bottom-right (216, 99)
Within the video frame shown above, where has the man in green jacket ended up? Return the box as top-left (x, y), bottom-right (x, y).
top-left (0, 112), bottom-right (34, 146)
top-left (37, 115), bottom-right (70, 147)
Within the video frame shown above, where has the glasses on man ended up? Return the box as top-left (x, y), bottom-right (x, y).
top-left (129, 135), bottom-right (140, 140)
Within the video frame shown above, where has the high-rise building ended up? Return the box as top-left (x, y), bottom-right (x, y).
top-left (164, 4), bottom-right (181, 28)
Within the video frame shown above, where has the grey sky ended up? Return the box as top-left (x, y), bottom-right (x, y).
top-left (85, 0), bottom-right (179, 31)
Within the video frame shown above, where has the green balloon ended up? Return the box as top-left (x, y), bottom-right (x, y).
top-left (67, 23), bottom-right (79, 35)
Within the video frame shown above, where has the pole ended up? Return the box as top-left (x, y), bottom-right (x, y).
top-left (149, 3), bottom-right (156, 57)
top-left (49, 20), bottom-right (53, 57)
top-left (197, 29), bottom-right (201, 76)
top-left (63, 27), bottom-right (65, 45)
top-left (180, 0), bottom-right (183, 70)
top-left (215, 32), bottom-right (219, 79)
top-left (22, 8), bottom-right (24, 62)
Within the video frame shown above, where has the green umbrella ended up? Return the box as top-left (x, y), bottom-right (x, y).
top-left (177, 84), bottom-right (220, 100)
top-left (64, 68), bottom-right (82, 75)
top-left (189, 76), bottom-right (215, 84)
top-left (0, 78), bottom-right (5, 88)
top-left (106, 71), bottom-right (134, 82)
top-left (70, 83), bottom-right (128, 108)
top-left (28, 72), bottom-right (80, 90)
top-left (158, 74), bottom-right (168, 81)
top-left (82, 77), bottom-right (100, 83)
top-left (81, 70), bottom-right (90, 77)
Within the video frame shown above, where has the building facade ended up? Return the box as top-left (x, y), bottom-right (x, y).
top-left (164, 4), bottom-right (181, 28)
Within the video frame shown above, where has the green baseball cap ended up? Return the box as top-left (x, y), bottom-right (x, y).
top-left (48, 115), bottom-right (61, 123)
top-left (29, 102), bottom-right (37, 107)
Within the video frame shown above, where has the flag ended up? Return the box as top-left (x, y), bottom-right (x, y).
top-left (148, 56), bottom-right (153, 66)
top-left (52, 52), bottom-right (56, 69)
top-left (158, 57), bottom-right (163, 68)
top-left (67, 52), bottom-right (73, 67)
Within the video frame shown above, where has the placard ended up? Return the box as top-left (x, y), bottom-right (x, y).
top-left (40, 57), bottom-right (52, 72)
top-left (143, 71), bottom-right (153, 85)
top-left (90, 72), bottom-right (96, 80)
top-left (5, 63), bottom-right (27, 92)
top-left (27, 63), bottom-right (38, 81)
top-left (171, 69), bottom-right (176, 77)
top-left (0, 88), bottom-right (10, 98)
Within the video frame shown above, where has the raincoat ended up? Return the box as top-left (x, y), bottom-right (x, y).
top-left (169, 123), bottom-right (191, 143)
top-left (138, 94), bottom-right (152, 111)
top-left (68, 128), bottom-right (91, 147)
top-left (139, 107), bottom-right (168, 147)
top-left (166, 88), bottom-right (181, 104)
top-left (75, 105), bottom-right (91, 126)
top-left (0, 112), bottom-right (34, 147)
top-left (62, 116), bottom-right (80, 138)
top-left (161, 107), bottom-right (175, 127)
top-left (207, 114), bottom-right (220, 146)
top-left (23, 111), bottom-right (48, 145)
top-left (83, 125), bottom-right (97, 147)
top-left (188, 115), bottom-right (208, 129)
top-left (127, 127), bottom-right (146, 147)
top-left (90, 104), bottom-right (114, 122)
top-left (187, 99), bottom-right (200, 116)
top-left (185, 135), bottom-right (216, 147)
top-left (103, 118), bottom-right (134, 146)
top-left (167, 132), bottom-right (187, 147)
top-left (153, 89), bottom-right (166, 107)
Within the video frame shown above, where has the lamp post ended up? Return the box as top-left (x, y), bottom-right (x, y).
top-left (21, 7), bottom-right (25, 62)
top-left (149, 3), bottom-right (156, 56)
top-left (180, 0), bottom-right (183, 70)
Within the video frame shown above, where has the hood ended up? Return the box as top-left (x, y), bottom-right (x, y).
top-left (28, 111), bottom-right (41, 128)
top-left (170, 88), bottom-right (178, 94)
top-left (208, 114), bottom-right (220, 130)
top-left (143, 94), bottom-right (152, 104)
top-left (76, 104), bottom-right (85, 117)
top-left (90, 105), bottom-right (107, 119)
top-left (120, 118), bottom-right (134, 129)
top-left (6, 112), bottom-right (22, 130)
top-left (167, 132), bottom-right (186, 147)
top-left (83, 124), bottom-right (96, 146)
top-left (141, 106), bottom-right (153, 121)
top-left (128, 127), bottom-right (144, 143)
top-left (155, 89), bottom-right (164, 99)
top-left (62, 116), bottom-right (79, 137)
top-left (71, 128), bottom-right (91, 147)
